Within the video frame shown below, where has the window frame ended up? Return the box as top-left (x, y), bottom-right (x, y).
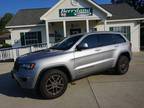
top-left (78, 33), bottom-right (127, 50)
top-left (97, 34), bottom-right (115, 47)
top-left (78, 34), bottom-right (100, 50)
top-left (112, 34), bottom-right (126, 44)
top-left (98, 34), bottom-right (126, 47)
top-left (20, 31), bottom-right (42, 46)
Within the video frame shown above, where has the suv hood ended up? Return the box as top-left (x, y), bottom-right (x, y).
top-left (17, 49), bottom-right (65, 63)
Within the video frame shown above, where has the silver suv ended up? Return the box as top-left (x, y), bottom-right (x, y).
top-left (11, 32), bottom-right (132, 99)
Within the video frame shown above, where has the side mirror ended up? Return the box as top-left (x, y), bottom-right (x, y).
top-left (76, 43), bottom-right (88, 51)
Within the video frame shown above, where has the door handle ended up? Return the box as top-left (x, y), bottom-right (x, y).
top-left (114, 45), bottom-right (119, 48)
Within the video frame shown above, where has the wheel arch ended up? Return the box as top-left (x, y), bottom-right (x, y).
top-left (35, 65), bottom-right (72, 89)
top-left (118, 52), bottom-right (131, 61)
top-left (114, 51), bottom-right (131, 67)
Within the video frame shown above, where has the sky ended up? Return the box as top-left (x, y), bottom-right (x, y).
top-left (0, 0), bottom-right (111, 16)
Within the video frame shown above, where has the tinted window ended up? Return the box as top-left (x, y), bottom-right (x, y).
top-left (109, 26), bottom-right (131, 40)
top-left (98, 34), bottom-right (114, 46)
top-left (79, 34), bottom-right (99, 49)
top-left (112, 34), bottom-right (126, 44)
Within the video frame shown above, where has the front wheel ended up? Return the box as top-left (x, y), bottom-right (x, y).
top-left (39, 69), bottom-right (68, 99)
top-left (115, 56), bottom-right (130, 75)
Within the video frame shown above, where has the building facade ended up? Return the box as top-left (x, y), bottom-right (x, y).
top-left (6, 0), bottom-right (144, 52)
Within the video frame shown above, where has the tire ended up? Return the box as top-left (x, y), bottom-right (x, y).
top-left (39, 69), bottom-right (68, 99)
top-left (115, 56), bottom-right (130, 75)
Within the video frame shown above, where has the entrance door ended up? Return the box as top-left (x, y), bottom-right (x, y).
top-left (70, 28), bottom-right (81, 35)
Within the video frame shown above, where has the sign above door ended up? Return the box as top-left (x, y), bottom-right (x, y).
top-left (59, 8), bottom-right (93, 17)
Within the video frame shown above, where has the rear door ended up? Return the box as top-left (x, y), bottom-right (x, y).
top-left (97, 34), bottom-right (117, 68)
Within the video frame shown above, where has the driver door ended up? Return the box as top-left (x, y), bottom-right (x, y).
top-left (74, 34), bottom-right (103, 77)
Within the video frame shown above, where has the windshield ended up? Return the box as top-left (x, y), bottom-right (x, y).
top-left (50, 35), bottom-right (83, 50)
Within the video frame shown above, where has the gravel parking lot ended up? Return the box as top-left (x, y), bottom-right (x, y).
top-left (0, 53), bottom-right (144, 108)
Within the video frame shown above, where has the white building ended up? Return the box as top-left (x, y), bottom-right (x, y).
top-left (6, 0), bottom-right (144, 52)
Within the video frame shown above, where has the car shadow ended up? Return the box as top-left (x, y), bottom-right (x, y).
top-left (91, 69), bottom-right (119, 76)
top-left (0, 70), bottom-right (117, 99)
top-left (0, 72), bottom-right (41, 99)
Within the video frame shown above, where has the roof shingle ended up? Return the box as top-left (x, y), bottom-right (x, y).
top-left (7, 8), bottom-right (49, 27)
top-left (101, 3), bottom-right (143, 20)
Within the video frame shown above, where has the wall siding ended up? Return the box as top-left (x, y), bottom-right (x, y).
top-left (10, 26), bottom-right (46, 47)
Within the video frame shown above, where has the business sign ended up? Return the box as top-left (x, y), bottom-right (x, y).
top-left (59, 8), bottom-right (93, 17)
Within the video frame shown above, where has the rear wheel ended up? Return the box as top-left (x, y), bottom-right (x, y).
top-left (115, 56), bottom-right (130, 75)
top-left (39, 69), bottom-right (68, 99)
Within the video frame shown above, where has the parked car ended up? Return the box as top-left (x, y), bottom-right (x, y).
top-left (11, 32), bottom-right (132, 99)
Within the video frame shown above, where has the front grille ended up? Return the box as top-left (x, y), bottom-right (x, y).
top-left (14, 62), bottom-right (20, 71)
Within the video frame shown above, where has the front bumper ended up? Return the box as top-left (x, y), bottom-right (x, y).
top-left (11, 69), bottom-right (36, 89)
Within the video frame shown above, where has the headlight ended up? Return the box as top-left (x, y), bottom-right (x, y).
top-left (20, 63), bottom-right (35, 70)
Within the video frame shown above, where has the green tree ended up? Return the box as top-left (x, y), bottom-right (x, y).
top-left (111, 0), bottom-right (144, 14)
top-left (0, 13), bottom-right (13, 32)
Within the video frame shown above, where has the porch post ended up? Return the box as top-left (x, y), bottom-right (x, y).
top-left (104, 20), bottom-right (107, 31)
top-left (63, 20), bottom-right (66, 37)
top-left (45, 20), bottom-right (50, 48)
top-left (86, 19), bottom-right (89, 33)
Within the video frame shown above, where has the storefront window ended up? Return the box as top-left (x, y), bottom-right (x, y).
top-left (90, 28), bottom-right (97, 32)
top-left (109, 26), bottom-right (131, 40)
top-left (20, 31), bottom-right (42, 46)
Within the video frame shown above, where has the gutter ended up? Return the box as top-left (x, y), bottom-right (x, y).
top-left (6, 24), bottom-right (45, 29)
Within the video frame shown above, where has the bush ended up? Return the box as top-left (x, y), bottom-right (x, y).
top-left (1, 43), bottom-right (12, 48)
